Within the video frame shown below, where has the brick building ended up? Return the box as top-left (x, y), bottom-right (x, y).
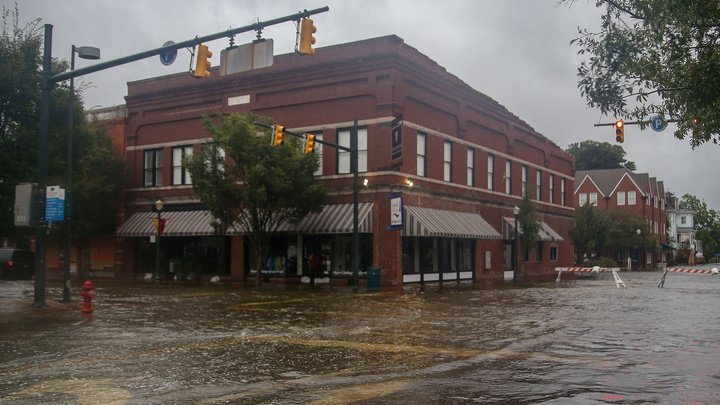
top-left (114, 35), bottom-right (575, 286)
top-left (574, 168), bottom-right (667, 268)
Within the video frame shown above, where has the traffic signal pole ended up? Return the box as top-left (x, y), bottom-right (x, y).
top-left (32, 7), bottom-right (329, 307)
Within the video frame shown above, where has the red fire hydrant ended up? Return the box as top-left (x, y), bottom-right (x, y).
top-left (80, 280), bottom-right (96, 313)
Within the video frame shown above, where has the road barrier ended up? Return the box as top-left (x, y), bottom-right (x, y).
top-left (657, 267), bottom-right (719, 288)
top-left (555, 267), bottom-right (626, 288)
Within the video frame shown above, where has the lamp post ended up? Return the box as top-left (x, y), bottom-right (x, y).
top-left (154, 199), bottom-right (164, 282)
top-left (63, 45), bottom-right (100, 303)
top-left (513, 205), bottom-right (520, 282)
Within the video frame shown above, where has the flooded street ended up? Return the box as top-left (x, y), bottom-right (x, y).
top-left (1, 270), bottom-right (719, 404)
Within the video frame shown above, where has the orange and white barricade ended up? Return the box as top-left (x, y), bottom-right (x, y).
top-left (657, 267), bottom-right (719, 288)
top-left (555, 267), bottom-right (626, 288)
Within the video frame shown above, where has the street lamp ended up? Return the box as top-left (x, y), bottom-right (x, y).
top-left (154, 199), bottom-right (164, 282)
top-left (513, 205), bottom-right (520, 282)
top-left (63, 45), bottom-right (100, 303)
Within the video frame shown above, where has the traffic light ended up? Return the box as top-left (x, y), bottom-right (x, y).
top-left (304, 134), bottom-right (316, 154)
top-left (615, 119), bottom-right (625, 143)
top-left (193, 44), bottom-right (212, 78)
top-left (272, 125), bottom-right (285, 147)
top-left (298, 18), bottom-right (317, 55)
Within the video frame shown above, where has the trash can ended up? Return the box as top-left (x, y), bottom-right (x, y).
top-left (366, 266), bottom-right (381, 291)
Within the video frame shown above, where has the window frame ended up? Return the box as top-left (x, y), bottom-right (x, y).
top-left (416, 132), bottom-right (427, 177)
top-left (487, 154), bottom-right (495, 191)
top-left (443, 140), bottom-right (452, 182)
top-left (466, 148), bottom-right (475, 187)
top-left (143, 148), bottom-right (163, 188)
top-left (337, 127), bottom-right (368, 174)
top-left (505, 160), bottom-right (512, 195)
top-left (172, 145), bottom-right (193, 186)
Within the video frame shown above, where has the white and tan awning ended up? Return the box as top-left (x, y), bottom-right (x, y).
top-left (403, 206), bottom-right (501, 239)
top-left (502, 217), bottom-right (564, 242)
top-left (116, 210), bottom-right (218, 237)
top-left (295, 203), bottom-right (373, 234)
top-left (226, 203), bottom-right (375, 235)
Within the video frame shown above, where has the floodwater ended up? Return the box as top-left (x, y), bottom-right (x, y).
top-left (1, 270), bottom-right (719, 404)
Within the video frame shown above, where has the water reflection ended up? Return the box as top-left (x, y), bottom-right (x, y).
top-left (0, 271), bottom-right (718, 404)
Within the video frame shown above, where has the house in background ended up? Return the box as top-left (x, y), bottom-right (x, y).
top-left (574, 168), bottom-right (667, 268)
top-left (666, 194), bottom-right (703, 265)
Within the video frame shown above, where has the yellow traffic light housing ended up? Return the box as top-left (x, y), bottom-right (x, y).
top-left (298, 18), bottom-right (317, 55)
top-left (304, 134), bottom-right (316, 154)
top-left (615, 120), bottom-right (624, 143)
top-left (272, 125), bottom-right (285, 147)
top-left (193, 44), bottom-right (212, 78)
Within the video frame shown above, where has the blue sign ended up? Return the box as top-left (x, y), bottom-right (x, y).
top-left (45, 186), bottom-right (65, 222)
top-left (159, 41), bottom-right (177, 66)
top-left (650, 114), bottom-right (667, 132)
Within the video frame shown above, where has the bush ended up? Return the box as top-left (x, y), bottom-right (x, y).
top-left (585, 257), bottom-right (618, 268)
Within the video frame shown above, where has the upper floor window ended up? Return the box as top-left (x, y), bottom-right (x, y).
top-left (589, 192), bottom-right (598, 206)
top-left (681, 216), bottom-right (687, 225)
top-left (579, 193), bottom-right (587, 206)
top-left (443, 141), bottom-right (452, 182)
top-left (505, 160), bottom-right (512, 195)
top-left (466, 148), bottom-right (475, 187)
top-left (172, 145), bottom-right (193, 186)
top-left (549, 174), bottom-right (555, 204)
top-left (338, 127), bottom-right (367, 174)
top-left (487, 154), bottom-right (495, 191)
top-left (144, 148), bottom-right (163, 187)
top-left (560, 178), bottom-right (566, 206)
top-left (628, 190), bottom-right (636, 205)
top-left (536, 170), bottom-right (542, 201)
top-left (417, 132), bottom-right (426, 177)
top-left (521, 165), bottom-right (528, 197)
top-left (617, 191), bottom-right (626, 206)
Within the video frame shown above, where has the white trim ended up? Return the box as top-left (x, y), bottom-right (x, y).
top-left (573, 174), bottom-right (602, 195)
top-left (403, 274), bottom-right (422, 283)
top-left (608, 172), bottom-right (646, 198)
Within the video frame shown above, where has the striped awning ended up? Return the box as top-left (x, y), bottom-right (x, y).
top-left (296, 202), bottom-right (374, 234)
top-left (403, 206), bottom-right (501, 239)
top-left (116, 210), bottom-right (218, 237)
top-left (502, 217), bottom-right (564, 242)
top-left (227, 203), bottom-right (375, 235)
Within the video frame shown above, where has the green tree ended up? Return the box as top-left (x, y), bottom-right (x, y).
top-left (566, 140), bottom-right (636, 171)
top-left (517, 193), bottom-right (540, 261)
top-left (604, 209), bottom-right (654, 254)
top-left (185, 113), bottom-right (325, 283)
top-left (0, 5), bottom-right (41, 240)
top-left (570, 203), bottom-right (611, 263)
top-left (0, 5), bottom-right (125, 256)
top-left (565, 0), bottom-right (720, 146)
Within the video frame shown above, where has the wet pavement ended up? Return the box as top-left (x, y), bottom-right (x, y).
top-left (1, 269), bottom-right (719, 404)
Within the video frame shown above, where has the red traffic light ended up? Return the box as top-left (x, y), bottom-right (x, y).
top-left (614, 120), bottom-right (624, 129)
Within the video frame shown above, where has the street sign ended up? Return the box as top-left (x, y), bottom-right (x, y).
top-left (45, 186), bottom-right (65, 222)
top-left (650, 114), bottom-right (667, 132)
top-left (159, 41), bottom-right (177, 66)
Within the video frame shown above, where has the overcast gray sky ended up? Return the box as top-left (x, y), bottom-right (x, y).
top-left (9, 0), bottom-right (720, 209)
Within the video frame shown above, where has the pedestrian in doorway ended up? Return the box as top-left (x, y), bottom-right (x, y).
top-left (309, 253), bottom-right (320, 285)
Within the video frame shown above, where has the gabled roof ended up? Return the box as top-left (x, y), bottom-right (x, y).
top-left (575, 168), bottom-right (645, 197)
top-left (574, 168), bottom-right (671, 205)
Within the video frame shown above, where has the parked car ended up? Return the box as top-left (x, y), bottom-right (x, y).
top-left (0, 248), bottom-right (35, 280)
